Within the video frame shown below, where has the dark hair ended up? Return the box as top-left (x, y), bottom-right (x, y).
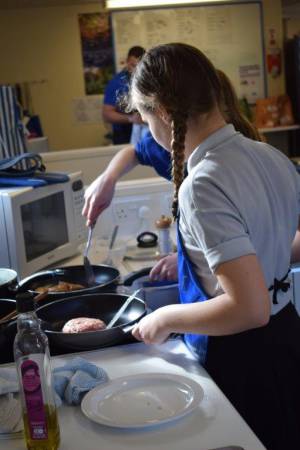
top-left (217, 69), bottom-right (263, 142)
top-left (130, 43), bottom-right (221, 219)
top-left (129, 43), bottom-right (260, 219)
top-left (127, 46), bottom-right (146, 59)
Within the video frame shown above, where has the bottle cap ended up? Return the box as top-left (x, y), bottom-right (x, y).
top-left (155, 215), bottom-right (172, 229)
top-left (16, 292), bottom-right (35, 313)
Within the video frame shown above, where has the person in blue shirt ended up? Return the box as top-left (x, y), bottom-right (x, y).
top-left (83, 130), bottom-right (179, 280)
top-left (135, 131), bottom-right (172, 180)
top-left (103, 46), bottom-right (145, 145)
top-left (83, 131), bottom-right (171, 221)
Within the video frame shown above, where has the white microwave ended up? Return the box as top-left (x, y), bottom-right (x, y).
top-left (0, 172), bottom-right (87, 279)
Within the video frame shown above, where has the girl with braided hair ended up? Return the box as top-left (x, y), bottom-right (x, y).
top-left (83, 67), bottom-right (262, 282)
top-left (129, 43), bottom-right (300, 450)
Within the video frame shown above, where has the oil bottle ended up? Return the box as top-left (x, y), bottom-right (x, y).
top-left (14, 293), bottom-right (60, 450)
top-left (155, 215), bottom-right (173, 256)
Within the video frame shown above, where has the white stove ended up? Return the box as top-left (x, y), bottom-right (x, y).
top-left (92, 177), bottom-right (174, 244)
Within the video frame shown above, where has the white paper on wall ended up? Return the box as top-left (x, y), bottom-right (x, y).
top-left (71, 96), bottom-right (103, 124)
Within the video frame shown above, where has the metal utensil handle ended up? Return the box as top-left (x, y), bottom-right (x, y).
top-left (109, 225), bottom-right (119, 250)
top-left (106, 288), bottom-right (141, 329)
top-left (84, 225), bottom-right (94, 258)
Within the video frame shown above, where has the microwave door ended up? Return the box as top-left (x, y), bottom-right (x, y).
top-left (3, 182), bottom-right (81, 278)
top-left (21, 191), bottom-right (69, 262)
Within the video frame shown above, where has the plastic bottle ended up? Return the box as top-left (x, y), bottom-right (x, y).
top-left (14, 293), bottom-right (60, 450)
top-left (155, 215), bottom-right (173, 256)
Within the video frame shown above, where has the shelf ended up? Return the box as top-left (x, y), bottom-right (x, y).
top-left (258, 125), bottom-right (300, 134)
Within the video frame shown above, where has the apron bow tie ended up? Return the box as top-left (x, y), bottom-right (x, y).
top-left (269, 272), bottom-right (290, 305)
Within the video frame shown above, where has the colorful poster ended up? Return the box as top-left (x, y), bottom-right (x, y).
top-left (78, 11), bottom-right (114, 95)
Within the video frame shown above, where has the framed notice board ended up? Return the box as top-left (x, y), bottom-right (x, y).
top-left (111, 1), bottom-right (266, 104)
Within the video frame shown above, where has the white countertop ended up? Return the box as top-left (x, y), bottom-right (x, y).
top-left (0, 340), bottom-right (266, 450)
top-left (10, 251), bottom-right (266, 450)
top-left (57, 246), bottom-right (157, 278)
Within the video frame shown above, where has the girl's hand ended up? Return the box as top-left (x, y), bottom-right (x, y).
top-left (131, 308), bottom-right (171, 344)
top-left (82, 173), bottom-right (116, 226)
top-left (150, 253), bottom-right (178, 281)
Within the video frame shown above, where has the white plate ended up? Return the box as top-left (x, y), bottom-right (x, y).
top-left (81, 373), bottom-right (204, 428)
top-left (0, 431), bottom-right (23, 440)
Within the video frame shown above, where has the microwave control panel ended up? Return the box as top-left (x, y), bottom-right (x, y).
top-left (72, 178), bottom-right (87, 243)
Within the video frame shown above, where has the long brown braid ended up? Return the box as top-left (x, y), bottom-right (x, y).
top-left (129, 43), bottom-right (222, 221)
top-left (170, 112), bottom-right (187, 220)
top-left (217, 69), bottom-right (263, 142)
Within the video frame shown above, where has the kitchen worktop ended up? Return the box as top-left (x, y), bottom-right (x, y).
top-left (56, 244), bottom-right (158, 279)
top-left (0, 251), bottom-right (266, 449)
top-left (0, 340), bottom-right (266, 450)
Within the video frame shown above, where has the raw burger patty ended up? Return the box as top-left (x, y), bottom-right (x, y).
top-left (62, 317), bottom-right (106, 333)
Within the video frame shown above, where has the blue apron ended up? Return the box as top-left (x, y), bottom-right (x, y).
top-left (177, 222), bottom-right (210, 363)
top-left (176, 221), bottom-right (300, 450)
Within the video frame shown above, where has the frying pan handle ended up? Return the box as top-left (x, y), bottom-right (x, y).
top-left (123, 267), bottom-right (152, 286)
top-left (122, 323), bottom-right (136, 334)
top-left (122, 323), bottom-right (182, 341)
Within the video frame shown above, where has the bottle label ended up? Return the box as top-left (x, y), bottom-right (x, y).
top-left (21, 359), bottom-right (48, 440)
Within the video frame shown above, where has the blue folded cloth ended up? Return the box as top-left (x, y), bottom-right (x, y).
top-left (53, 357), bottom-right (109, 406)
top-left (0, 172), bottom-right (70, 188)
top-left (0, 357), bottom-right (109, 409)
top-left (0, 177), bottom-right (47, 187)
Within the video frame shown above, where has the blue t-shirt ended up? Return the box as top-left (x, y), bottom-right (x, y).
top-left (104, 70), bottom-right (132, 144)
top-left (135, 132), bottom-right (172, 181)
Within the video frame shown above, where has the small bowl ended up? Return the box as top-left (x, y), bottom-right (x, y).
top-left (0, 268), bottom-right (18, 299)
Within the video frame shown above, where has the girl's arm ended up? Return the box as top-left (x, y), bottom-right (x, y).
top-left (132, 254), bottom-right (270, 344)
top-left (82, 145), bottom-right (139, 226)
top-left (291, 218), bottom-right (300, 264)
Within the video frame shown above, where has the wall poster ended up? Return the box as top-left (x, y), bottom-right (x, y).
top-left (79, 7), bottom-right (114, 95)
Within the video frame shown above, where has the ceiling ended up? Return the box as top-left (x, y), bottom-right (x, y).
top-left (283, 0), bottom-right (300, 4)
top-left (0, 0), bottom-right (101, 9)
top-left (0, 0), bottom-right (298, 9)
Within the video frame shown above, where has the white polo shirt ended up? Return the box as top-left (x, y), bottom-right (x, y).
top-left (179, 124), bottom-right (300, 314)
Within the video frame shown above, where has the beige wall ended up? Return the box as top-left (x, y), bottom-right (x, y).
top-left (0, 3), bottom-right (110, 151)
top-left (0, 1), bottom-right (287, 152)
top-left (285, 19), bottom-right (300, 39)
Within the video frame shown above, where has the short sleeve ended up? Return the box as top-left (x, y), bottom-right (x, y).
top-left (188, 173), bottom-right (256, 272)
top-left (135, 133), bottom-right (152, 165)
top-left (103, 78), bottom-right (117, 106)
top-left (135, 133), bottom-right (172, 181)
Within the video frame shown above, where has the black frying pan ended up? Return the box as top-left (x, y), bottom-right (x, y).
top-left (35, 292), bottom-right (147, 351)
top-left (0, 299), bottom-right (17, 364)
top-left (17, 265), bottom-right (120, 303)
top-left (0, 298), bottom-right (17, 326)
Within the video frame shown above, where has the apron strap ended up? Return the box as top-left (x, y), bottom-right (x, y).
top-left (268, 270), bottom-right (290, 305)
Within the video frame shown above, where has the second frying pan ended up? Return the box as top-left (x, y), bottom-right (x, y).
top-left (18, 264), bottom-right (120, 303)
